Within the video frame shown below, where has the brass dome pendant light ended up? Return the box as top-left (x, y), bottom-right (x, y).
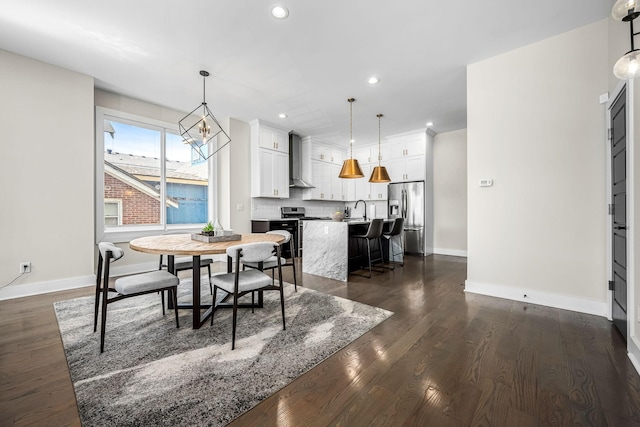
top-left (369, 113), bottom-right (391, 183)
top-left (338, 98), bottom-right (364, 178)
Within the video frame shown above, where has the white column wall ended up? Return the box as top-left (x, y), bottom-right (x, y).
top-left (466, 20), bottom-right (609, 315)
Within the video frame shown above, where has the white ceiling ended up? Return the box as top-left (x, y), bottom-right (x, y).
top-left (0, 0), bottom-right (610, 145)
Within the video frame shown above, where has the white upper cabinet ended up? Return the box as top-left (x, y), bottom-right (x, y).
top-left (259, 125), bottom-right (288, 153)
top-left (303, 137), bottom-right (352, 200)
top-left (353, 146), bottom-right (372, 164)
top-left (384, 131), bottom-right (427, 182)
top-left (250, 119), bottom-right (290, 198)
top-left (311, 142), bottom-right (344, 164)
top-left (387, 132), bottom-right (425, 160)
top-left (386, 156), bottom-right (425, 182)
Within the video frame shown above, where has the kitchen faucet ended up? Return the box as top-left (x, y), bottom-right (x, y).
top-left (354, 199), bottom-right (367, 221)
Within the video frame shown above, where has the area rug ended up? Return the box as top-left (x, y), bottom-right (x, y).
top-left (54, 279), bottom-right (393, 426)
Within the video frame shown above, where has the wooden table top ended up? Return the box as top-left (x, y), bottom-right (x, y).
top-left (129, 233), bottom-right (284, 256)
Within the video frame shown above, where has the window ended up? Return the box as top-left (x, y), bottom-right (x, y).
top-left (96, 107), bottom-right (214, 242)
top-left (104, 199), bottom-right (122, 226)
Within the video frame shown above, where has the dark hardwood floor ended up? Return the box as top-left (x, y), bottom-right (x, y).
top-left (2, 255), bottom-right (640, 426)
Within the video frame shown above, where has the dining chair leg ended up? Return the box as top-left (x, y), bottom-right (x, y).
top-left (172, 288), bottom-right (180, 328)
top-left (161, 291), bottom-right (166, 315)
top-left (207, 264), bottom-right (212, 294)
top-left (279, 285), bottom-right (286, 330)
top-left (93, 256), bottom-right (103, 333)
top-left (100, 277), bottom-right (109, 354)
top-left (211, 286), bottom-right (218, 326)
top-left (251, 291), bottom-right (255, 314)
top-left (291, 260), bottom-right (298, 291)
top-left (231, 293), bottom-right (239, 350)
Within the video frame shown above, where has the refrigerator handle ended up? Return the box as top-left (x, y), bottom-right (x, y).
top-left (402, 189), bottom-right (407, 218)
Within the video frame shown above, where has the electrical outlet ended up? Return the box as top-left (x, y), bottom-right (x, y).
top-left (20, 262), bottom-right (31, 274)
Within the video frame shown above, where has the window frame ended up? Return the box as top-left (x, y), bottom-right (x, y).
top-left (96, 107), bottom-right (214, 243)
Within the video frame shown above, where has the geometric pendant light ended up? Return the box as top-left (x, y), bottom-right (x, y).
top-left (369, 113), bottom-right (391, 183)
top-left (339, 98), bottom-right (365, 178)
top-left (178, 70), bottom-right (231, 160)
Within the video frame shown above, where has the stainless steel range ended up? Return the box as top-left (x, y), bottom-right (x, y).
top-left (281, 207), bottom-right (330, 255)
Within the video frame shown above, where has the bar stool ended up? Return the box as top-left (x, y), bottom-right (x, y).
top-left (351, 218), bottom-right (385, 278)
top-left (383, 217), bottom-right (404, 270)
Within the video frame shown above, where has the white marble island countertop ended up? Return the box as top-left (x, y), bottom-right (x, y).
top-left (301, 219), bottom-right (395, 282)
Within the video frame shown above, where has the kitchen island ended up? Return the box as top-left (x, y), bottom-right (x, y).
top-left (302, 219), bottom-right (399, 281)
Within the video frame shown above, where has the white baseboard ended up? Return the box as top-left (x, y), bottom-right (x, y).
top-left (630, 335), bottom-right (640, 377)
top-left (433, 248), bottom-right (468, 257)
top-left (0, 255), bottom-right (225, 301)
top-left (464, 280), bottom-right (607, 318)
top-left (0, 274), bottom-right (95, 301)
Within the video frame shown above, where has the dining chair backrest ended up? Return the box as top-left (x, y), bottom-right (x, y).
top-left (98, 242), bottom-right (125, 263)
top-left (363, 218), bottom-right (384, 240)
top-left (226, 242), bottom-right (278, 263)
top-left (266, 229), bottom-right (291, 244)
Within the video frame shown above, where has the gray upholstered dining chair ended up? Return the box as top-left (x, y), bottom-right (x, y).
top-left (241, 230), bottom-right (297, 291)
top-left (210, 242), bottom-right (286, 350)
top-left (94, 242), bottom-right (180, 353)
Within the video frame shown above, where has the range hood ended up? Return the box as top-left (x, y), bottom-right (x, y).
top-left (289, 133), bottom-right (315, 188)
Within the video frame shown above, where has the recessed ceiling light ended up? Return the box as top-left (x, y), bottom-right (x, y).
top-left (425, 121), bottom-right (434, 127)
top-left (368, 76), bottom-right (380, 84)
top-left (271, 5), bottom-right (289, 19)
top-left (279, 113), bottom-right (288, 118)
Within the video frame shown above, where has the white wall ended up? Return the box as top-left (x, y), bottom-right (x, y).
top-left (433, 129), bottom-right (467, 256)
top-left (0, 50), bottom-right (95, 297)
top-left (466, 20), bottom-right (609, 315)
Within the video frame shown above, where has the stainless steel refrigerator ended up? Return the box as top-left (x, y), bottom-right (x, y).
top-left (387, 181), bottom-right (425, 254)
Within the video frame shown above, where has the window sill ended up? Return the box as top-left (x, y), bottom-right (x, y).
top-left (100, 225), bottom-right (203, 244)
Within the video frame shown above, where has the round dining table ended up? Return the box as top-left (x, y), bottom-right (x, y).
top-left (130, 233), bottom-right (284, 329)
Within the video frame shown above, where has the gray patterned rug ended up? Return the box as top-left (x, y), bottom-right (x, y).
top-left (54, 279), bottom-right (392, 426)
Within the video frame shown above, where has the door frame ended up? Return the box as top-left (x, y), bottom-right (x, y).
top-left (606, 79), bottom-right (636, 347)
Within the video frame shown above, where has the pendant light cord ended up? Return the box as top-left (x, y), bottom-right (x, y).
top-left (377, 113), bottom-right (383, 166)
top-left (348, 98), bottom-right (355, 158)
top-left (203, 75), bottom-right (206, 106)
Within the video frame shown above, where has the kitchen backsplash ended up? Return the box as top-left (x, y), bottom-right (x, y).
top-left (252, 187), bottom-right (387, 219)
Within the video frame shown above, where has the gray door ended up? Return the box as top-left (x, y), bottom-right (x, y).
top-left (611, 87), bottom-right (627, 341)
